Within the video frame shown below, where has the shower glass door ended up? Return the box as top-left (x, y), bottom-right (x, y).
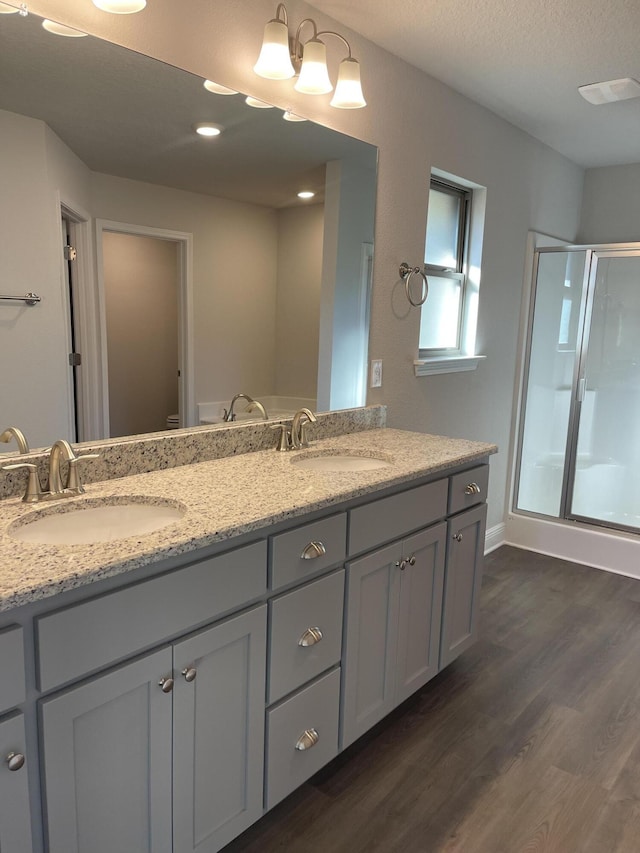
top-left (568, 250), bottom-right (640, 530)
top-left (515, 249), bottom-right (588, 517)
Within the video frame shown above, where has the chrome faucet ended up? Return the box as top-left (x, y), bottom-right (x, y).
top-left (0, 426), bottom-right (29, 455)
top-left (223, 393), bottom-right (269, 422)
top-left (2, 439), bottom-right (99, 502)
top-left (290, 408), bottom-right (317, 450)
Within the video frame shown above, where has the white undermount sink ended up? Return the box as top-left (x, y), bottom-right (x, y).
top-left (9, 498), bottom-right (186, 545)
top-left (291, 452), bottom-right (393, 473)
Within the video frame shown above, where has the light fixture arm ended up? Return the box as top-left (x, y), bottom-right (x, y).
top-left (291, 19), bottom-right (354, 65)
top-left (316, 30), bottom-right (353, 59)
top-left (274, 3), bottom-right (288, 25)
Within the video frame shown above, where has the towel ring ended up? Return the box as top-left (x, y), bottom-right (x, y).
top-left (399, 262), bottom-right (428, 307)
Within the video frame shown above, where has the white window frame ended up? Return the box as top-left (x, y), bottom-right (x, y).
top-left (415, 172), bottom-right (486, 376)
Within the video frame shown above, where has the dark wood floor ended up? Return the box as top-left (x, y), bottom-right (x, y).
top-left (225, 545), bottom-right (640, 853)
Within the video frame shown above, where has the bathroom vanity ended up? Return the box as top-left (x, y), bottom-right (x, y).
top-left (0, 427), bottom-right (495, 853)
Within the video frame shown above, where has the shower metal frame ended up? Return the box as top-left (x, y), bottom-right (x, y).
top-left (513, 240), bottom-right (640, 536)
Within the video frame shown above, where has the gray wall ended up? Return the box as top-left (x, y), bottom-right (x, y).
top-left (579, 164), bottom-right (640, 244)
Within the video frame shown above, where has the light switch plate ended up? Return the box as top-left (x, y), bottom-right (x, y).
top-left (370, 359), bottom-right (382, 388)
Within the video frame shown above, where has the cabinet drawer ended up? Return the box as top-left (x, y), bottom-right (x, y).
top-left (348, 480), bottom-right (448, 556)
top-left (270, 513), bottom-right (347, 591)
top-left (268, 570), bottom-right (344, 704)
top-left (265, 667), bottom-right (340, 810)
top-left (37, 540), bottom-right (267, 692)
top-left (0, 626), bottom-right (25, 713)
top-left (448, 464), bottom-right (489, 515)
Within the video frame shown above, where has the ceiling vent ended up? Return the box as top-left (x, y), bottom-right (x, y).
top-left (578, 77), bottom-right (640, 105)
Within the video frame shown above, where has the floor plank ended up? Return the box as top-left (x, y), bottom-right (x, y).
top-left (223, 545), bottom-right (640, 853)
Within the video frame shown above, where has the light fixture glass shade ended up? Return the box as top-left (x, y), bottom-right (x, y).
top-left (0, 3), bottom-right (20, 13)
top-left (282, 110), bottom-right (307, 122)
top-left (42, 19), bottom-right (88, 37)
top-left (295, 39), bottom-right (333, 94)
top-left (253, 19), bottom-right (295, 79)
top-left (92, 0), bottom-right (146, 13)
top-left (245, 96), bottom-right (274, 109)
top-left (330, 58), bottom-right (366, 108)
top-left (203, 80), bottom-right (238, 95)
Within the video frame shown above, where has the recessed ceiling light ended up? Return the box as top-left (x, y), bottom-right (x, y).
top-left (91, 0), bottom-right (146, 13)
top-left (42, 19), bottom-right (88, 37)
top-left (578, 77), bottom-right (640, 105)
top-left (283, 111), bottom-right (307, 122)
top-left (203, 80), bottom-right (238, 96)
top-left (297, 191), bottom-right (315, 199)
top-left (245, 96), bottom-right (274, 109)
top-left (194, 122), bottom-right (224, 138)
top-left (0, 3), bottom-right (20, 13)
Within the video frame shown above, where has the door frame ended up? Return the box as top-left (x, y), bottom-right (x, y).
top-left (95, 220), bottom-right (194, 438)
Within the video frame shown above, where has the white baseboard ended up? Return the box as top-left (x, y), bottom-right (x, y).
top-left (484, 522), bottom-right (506, 555)
top-left (504, 513), bottom-right (640, 581)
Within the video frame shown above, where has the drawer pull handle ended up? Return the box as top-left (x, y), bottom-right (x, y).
top-left (6, 752), bottom-right (25, 772)
top-left (182, 667), bottom-right (197, 683)
top-left (464, 482), bottom-right (481, 495)
top-left (158, 676), bottom-right (174, 693)
top-left (295, 728), bottom-right (319, 751)
top-left (298, 627), bottom-right (323, 647)
top-left (453, 532), bottom-right (463, 542)
top-left (301, 541), bottom-right (327, 560)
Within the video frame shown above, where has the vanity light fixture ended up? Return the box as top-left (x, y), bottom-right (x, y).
top-left (245, 96), bottom-right (274, 109)
top-left (297, 191), bottom-right (315, 199)
top-left (42, 19), bottom-right (88, 36)
top-left (203, 80), bottom-right (238, 96)
top-left (254, 3), bottom-right (366, 109)
top-left (282, 110), bottom-right (307, 121)
top-left (194, 122), bottom-right (223, 137)
top-left (91, 0), bottom-right (146, 13)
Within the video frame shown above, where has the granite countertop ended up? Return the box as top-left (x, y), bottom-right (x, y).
top-left (0, 429), bottom-right (496, 612)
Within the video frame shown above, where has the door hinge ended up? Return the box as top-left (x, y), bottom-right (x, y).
top-left (64, 244), bottom-right (77, 261)
top-left (69, 352), bottom-right (82, 367)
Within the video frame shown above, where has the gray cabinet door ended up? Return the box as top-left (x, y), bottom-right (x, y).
top-left (172, 605), bottom-right (267, 853)
top-left (440, 503), bottom-right (487, 669)
top-left (0, 713), bottom-right (33, 853)
top-left (395, 522), bottom-right (446, 704)
top-left (341, 541), bottom-right (402, 748)
top-left (40, 647), bottom-right (173, 853)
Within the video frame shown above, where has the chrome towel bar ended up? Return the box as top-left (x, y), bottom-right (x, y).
top-left (0, 292), bottom-right (41, 306)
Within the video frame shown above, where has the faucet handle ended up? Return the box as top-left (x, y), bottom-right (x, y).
top-left (67, 453), bottom-right (100, 494)
top-left (270, 423), bottom-right (292, 452)
top-left (2, 462), bottom-right (44, 503)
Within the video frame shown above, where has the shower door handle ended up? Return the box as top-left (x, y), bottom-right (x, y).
top-left (577, 377), bottom-right (586, 402)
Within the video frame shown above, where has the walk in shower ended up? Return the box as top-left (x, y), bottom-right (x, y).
top-left (515, 243), bottom-right (640, 534)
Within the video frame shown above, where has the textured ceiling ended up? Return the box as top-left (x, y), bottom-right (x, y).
top-left (310, 0), bottom-right (640, 168)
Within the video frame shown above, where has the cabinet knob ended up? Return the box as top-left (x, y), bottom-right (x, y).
top-left (453, 532), bottom-right (463, 542)
top-left (395, 559), bottom-right (406, 571)
top-left (6, 752), bottom-right (25, 772)
top-left (295, 728), bottom-right (319, 751)
top-left (182, 667), bottom-right (197, 683)
top-left (407, 555), bottom-right (416, 566)
top-left (298, 627), bottom-right (323, 647)
top-left (158, 676), bottom-right (174, 693)
top-left (300, 541), bottom-right (327, 560)
top-left (464, 482), bottom-right (481, 495)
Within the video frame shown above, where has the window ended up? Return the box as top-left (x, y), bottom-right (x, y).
top-left (415, 174), bottom-right (485, 376)
top-left (419, 179), bottom-right (470, 354)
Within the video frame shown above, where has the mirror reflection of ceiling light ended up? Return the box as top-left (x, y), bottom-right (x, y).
top-left (297, 191), bottom-right (315, 199)
top-left (194, 123), bottom-right (223, 137)
top-left (245, 96), bottom-right (274, 109)
top-left (254, 3), bottom-right (366, 109)
top-left (282, 110), bottom-right (307, 122)
top-left (203, 80), bottom-right (238, 96)
top-left (91, 0), bottom-right (146, 13)
top-left (42, 19), bottom-right (88, 37)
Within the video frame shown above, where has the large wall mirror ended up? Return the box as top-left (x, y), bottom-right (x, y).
top-left (0, 8), bottom-right (377, 452)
